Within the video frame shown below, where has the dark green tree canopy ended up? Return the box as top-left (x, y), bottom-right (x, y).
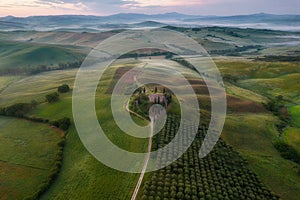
top-left (46, 92), bottom-right (59, 103)
top-left (58, 84), bottom-right (70, 93)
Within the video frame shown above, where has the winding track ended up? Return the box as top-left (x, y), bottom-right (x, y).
top-left (130, 116), bottom-right (154, 200)
top-left (125, 99), bottom-right (154, 200)
top-left (127, 61), bottom-right (156, 200)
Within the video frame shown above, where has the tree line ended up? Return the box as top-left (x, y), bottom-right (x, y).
top-left (0, 84), bottom-right (71, 131)
top-left (0, 60), bottom-right (83, 76)
top-left (264, 95), bottom-right (300, 169)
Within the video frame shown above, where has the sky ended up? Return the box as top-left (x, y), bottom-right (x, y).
top-left (0, 0), bottom-right (300, 17)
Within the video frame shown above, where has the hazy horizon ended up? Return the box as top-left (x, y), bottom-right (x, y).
top-left (1, 11), bottom-right (300, 18)
top-left (0, 0), bottom-right (300, 17)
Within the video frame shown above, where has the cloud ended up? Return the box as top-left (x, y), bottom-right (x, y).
top-left (37, 0), bottom-right (89, 11)
top-left (0, 0), bottom-right (93, 16)
top-left (121, 0), bottom-right (206, 8)
top-left (0, 0), bottom-right (88, 10)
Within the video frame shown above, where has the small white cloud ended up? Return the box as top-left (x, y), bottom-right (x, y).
top-left (121, 0), bottom-right (206, 8)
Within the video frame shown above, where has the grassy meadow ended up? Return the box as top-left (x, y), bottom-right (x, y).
top-left (0, 40), bottom-right (87, 74)
top-left (25, 62), bottom-right (150, 199)
top-left (289, 105), bottom-right (300, 126)
top-left (0, 117), bottom-right (63, 200)
top-left (222, 114), bottom-right (300, 200)
top-left (284, 106), bottom-right (300, 155)
top-left (0, 69), bottom-right (77, 107)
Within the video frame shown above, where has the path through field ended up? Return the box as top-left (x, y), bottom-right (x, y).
top-left (124, 98), bottom-right (154, 200)
top-left (130, 116), bottom-right (153, 200)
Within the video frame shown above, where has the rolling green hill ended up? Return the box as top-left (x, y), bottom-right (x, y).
top-left (0, 40), bottom-right (87, 75)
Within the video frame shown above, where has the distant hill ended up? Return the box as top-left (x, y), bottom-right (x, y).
top-left (0, 21), bottom-right (30, 31)
top-left (0, 40), bottom-right (87, 74)
top-left (185, 13), bottom-right (300, 25)
top-left (0, 12), bottom-right (300, 31)
top-left (0, 12), bottom-right (195, 26)
top-left (133, 21), bottom-right (166, 27)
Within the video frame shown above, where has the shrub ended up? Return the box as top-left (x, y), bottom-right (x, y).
top-left (58, 84), bottom-right (70, 93)
top-left (51, 117), bottom-right (71, 131)
top-left (46, 92), bottom-right (59, 103)
top-left (273, 140), bottom-right (300, 164)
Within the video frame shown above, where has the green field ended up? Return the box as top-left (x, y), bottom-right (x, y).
top-left (284, 127), bottom-right (300, 154)
top-left (25, 63), bottom-right (150, 199)
top-left (0, 76), bottom-right (21, 93)
top-left (283, 106), bottom-right (300, 155)
top-left (213, 60), bottom-right (300, 103)
top-left (289, 105), bottom-right (300, 126)
top-left (41, 126), bottom-right (144, 200)
top-left (0, 117), bottom-right (62, 200)
top-left (0, 69), bottom-right (77, 106)
top-left (215, 59), bottom-right (300, 199)
top-left (225, 82), bottom-right (268, 103)
top-left (222, 114), bottom-right (300, 200)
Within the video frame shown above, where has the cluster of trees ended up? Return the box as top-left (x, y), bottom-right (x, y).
top-left (140, 87), bottom-right (147, 94)
top-left (46, 84), bottom-right (70, 102)
top-left (165, 53), bottom-right (174, 59)
top-left (1, 84), bottom-right (70, 118)
top-left (0, 84), bottom-right (71, 118)
top-left (223, 74), bottom-right (239, 83)
top-left (264, 96), bottom-right (300, 166)
top-left (0, 102), bottom-right (36, 117)
top-left (50, 117), bottom-right (71, 131)
top-left (0, 60), bottom-right (83, 76)
top-left (131, 86), bottom-right (174, 118)
top-left (264, 95), bottom-right (285, 115)
top-left (0, 85), bottom-right (72, 132)
top-left (140, 114), bottom-right (279, 200)
top-left (0, 101), bottom-right (71, 131)
top-left (30, 61), bottom-right (83, 75)
top-left (164, 93), bottom-right (172, 106)
top-left (256, 55), bottom-right (300, 62)
top-left (58, 60), bottom-right (83, 70)
top-left (264, 95), bottom-right (291, 133)
top-left (171, 58), bottom-right (197, 72)
top-left (208, 45), bottom-right (261, 56)
top-left (58, 84), bottom-right (70, 93)
top-left (273, 140), bottom-right (300, 164)
top-left (119, 51), bottom-right (174, 59)
top-left (46, 92), bottom-right (59, 103)
top-left (130, 93), bottom-right (149, 117)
